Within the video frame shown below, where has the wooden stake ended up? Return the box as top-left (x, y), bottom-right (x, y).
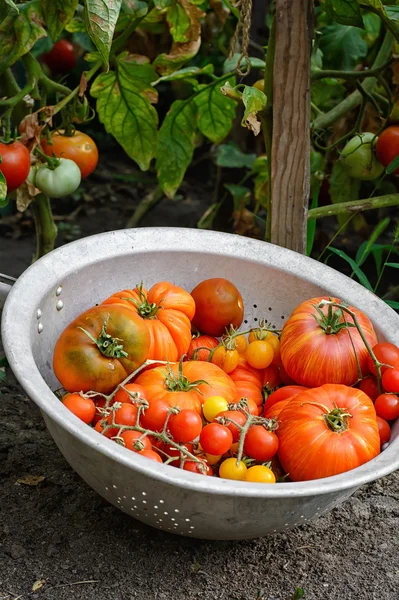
top-left (270, 0), bottom-right (313, 253)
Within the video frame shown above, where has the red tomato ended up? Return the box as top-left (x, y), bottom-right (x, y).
top-left (374, 393), bottom-right (399, 421)
top-left (42, 39), bottom-right (77, 74)
top-left (138, 448), bottom-right (163, 463)
top-left (376, 416), bottom-right (391, 446)
top-left (200, 423), bottom-right (233, 455)
top-left (108, 403), bottom-right (138, 427)
top-left (263, 365), bottom-right (281, 389)
top-left (0, 141), bottom-right (30, 192)
top-left (120, 430), bottom-right (152, 452)
top-left (215, 409), bottom-right (247, 442)
top-left (41, 130), bottom-right (99, 179)
top-left (277, 385), bottom-right (380, 481)
top-left (376, 125), bottom-right (399, 174)
top-left (279, 365), bottom-right (296, 385)
top-left (367, 343), bottom-right (399, 375)
top-left (183, 460), bottom-right (212, 476)
top-left (113, 383), bottom-right (147, 405)
top-left (140, 399), bottom-right (170, 431)
top-left (62, 393), bottom-right (95, 424)
top-left (263, 385), bottom-right (308, 415)
top-left (382, 368), bottom-right (399, 393)
top-left (168, 409), bottom-right (203, 442)
top-left (190, 278), bottom-right (244, 336)
top-left (359, 376), bottom-right (379, 401)
top-left (244, 426), bottom-right (279, 462)
top-left (187, 335), bottom-right (219, 361)
top-left (280, 297), bottom-right (378, 387)
top-left (162, 443), bottom-right (193, 465)
top-left (264, 396), bottom-right (296, 420)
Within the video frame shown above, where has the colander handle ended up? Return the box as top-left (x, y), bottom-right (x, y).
top-left (0, 273), bottom-right (16, 310)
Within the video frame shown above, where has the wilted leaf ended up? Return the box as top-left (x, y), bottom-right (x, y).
top-left (16, 181), bottom-right (40, 212)
top-left (83, 0), bottom-right (123, 69)
top-left (42, 0), bottom-right (79, 41)
top-left (16, 474), bottom-right (45, 486)
top-left (194, 76), bottom-right (237, 143)
top-left (319, 23), bottom-right (368, 70)
top-left (215, 142), bottom-right (256, 168)
top-left (18, 107), bottom-right (54, 150)
top-left (32, 579), bottom-right (46, 592)
top-left (241, 86), bottom-right (267, 136)
top-left (223, 54), bottom-right (265, 74)
top-left (0, 0), bottom-right (46, 74)
top-left (209, 0), bottom-right (229, 25)
top-left (325, 0), bottom-right (364, 28)
top-left (91, 53), bottom-right (158, 170)
top-left (167, 1), bottom-right (191, 42)
top-left (156, 99), bottom-right (197, 197)
top-left (232, 208), bottom-right (260, 238)
top-left (153, 64), bottom-right (214, 84)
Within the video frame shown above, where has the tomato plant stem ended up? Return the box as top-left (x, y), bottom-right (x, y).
top-left (311, 62), bottom-right (392, 82)
top-left (31, 194), bottom-right (57, 261)
top-left (262, 15), bottom-right (275, 244)
top-left (307, 193), bottom-right (399, 220)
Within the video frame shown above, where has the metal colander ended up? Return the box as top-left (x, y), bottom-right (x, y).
top-left (1, 227), bottom-right (399, 540)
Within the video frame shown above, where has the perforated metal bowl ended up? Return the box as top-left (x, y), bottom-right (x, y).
top-left (1, 227), bottom-right (399, 540)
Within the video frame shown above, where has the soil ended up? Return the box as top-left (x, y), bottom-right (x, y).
top-left (1, 149), bottom-right (398, 600)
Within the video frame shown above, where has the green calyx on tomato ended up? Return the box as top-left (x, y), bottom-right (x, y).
top-left (163, 359), bottom-right (207, 393)
top-left (134, 284), bottom-right (160, 319)
top-left (78, 318), bottom-right (128, 359)
top-left (340, 132), bottom-right (384, 181)
top-left (32, 157), bottom-right (81, 198)
top-left (312, 301), bottom-right (354, 335)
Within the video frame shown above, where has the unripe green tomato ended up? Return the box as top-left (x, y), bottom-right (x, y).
top-left (34, 158), bottom-right (81, 198)
top-left (340, 132), bottom-right (384, 181)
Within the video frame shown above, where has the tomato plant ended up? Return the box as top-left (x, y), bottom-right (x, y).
top-left (33, 158), bottom-right (81, 198)
top-left (376, 126), bottom-right (399, 175)
top-left (0, 141), bottom-right (30, 192)
top-left (41, 130), bottom-right (99, 179)
top-left (42, 39), bottom-right (77, 75)
top-left (340, 133), bottom-right (384, 181)
top-left (190, 278), bottom-right (244, 336)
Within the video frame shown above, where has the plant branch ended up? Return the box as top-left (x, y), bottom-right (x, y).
top-left (308, 193), bottom-right (399, 220)
top-left (311, 61), bottom-right (392, 82)
top-left (22, 53), bottom-right (72, 97)
top-left (31, 194), bottom-right (58, 261)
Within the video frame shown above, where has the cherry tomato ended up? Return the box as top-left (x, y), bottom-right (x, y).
top-left (140, 399), bottom-right (170, 431)
top-left (382, 368), bottom-right (399, 393)
top-left (62, 393), bottom-right (95, 424)
top-left (377, 416), bottom-right (391, 446)
top-left (205, 453), bottom-right (222, 465)
top-left (161, 443), bottom-right (193, 466)
top-left (341, 133), bottom-right (384, 180)
top-left (191, 278), bottom-right (244, 336)
top-left (246, 340), bottom-right (274, 369)
top-left (138, 448), bottom-right (163, 463)
top-left (267, 335), bottom-right (282, 366)
top-left (113, 383), bottom-right (147, 405)
top-left (200, 423), bottom-right (233, 455)
top-left (233, 334), bottom-right (247, 354)
top-left (244, 465), bottom-right (276, 483)
top-left (183, 460), bottom-right (212, 476)
top-left (41, 130), bottom-right (99, 179)
top-left (108, 403), bottom-right (138, 429)
top-left (168, 409), bottom-right (203, 442)
top-left (0, 141), bottom-right (30, 192)
top-left (33, 158), bottom-right (81, 198)
top-left (367, 343), bottom-right (399, 375)
top-left (92, 397), bottom-right (107, 426)
top-left (215, 409), bottom-right (247, 442)
top-left (374, 393), bottom-right (399, 421)
top-left (42, 39), bottom-right (77, 75)
top-left (120, 430), bottom-right (152, 452)
top-left (219, 458), bottom-right (247, 480)
top-left (376, 125), bottom-right (399, 174)
top-left (244, 426), bottom-right (279, 461)
top-left (211, 346), bottom-right (239, 374)
top-left (359, 376), bottom-right (379, 401)
top-left (203, 396), bottom-right (229, 422)
top-left (248, 328), bottom-right (272, 343)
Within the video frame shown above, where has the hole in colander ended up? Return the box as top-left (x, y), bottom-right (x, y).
top-left (268, 307), bottom-right (272, 311)
top-left (244, 319), bottom-right (248, 324)
top-left (254, 317), bottom-right (258, 322)
top-left (281, 315), bottom-right (285, 320)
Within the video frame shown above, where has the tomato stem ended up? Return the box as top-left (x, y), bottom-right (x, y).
top-left (300, 400), bottom-right (352, 433)
top-left (78, 317), bottom-right (129, 359)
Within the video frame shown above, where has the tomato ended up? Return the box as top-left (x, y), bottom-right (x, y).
top-left (33, 158), bottom-right (81, 198)
top-left (230, 334), bottom-right (247, 354)
top-left (264, 396), bottom-right (296, 420)
top-left (264, 385), bottom-right (308, 414)
top-left (367, 342), bottom-right (399, 375)
top-left (0, 141), bottom-right (30, 192)
top-left (382, 368), bottom-right (399, 393)
top-left (211, 345), bottom-right (239, 374)
top-left (102, 282), bottom-right (195, 362)
top-left (113, 383), bottom-right (147, 405)
top-left (215, 409), bottom-right (247, 442)
top-left (190, 278), bottom-right (244, 336)
top-left (200, 423), bottom-right (233, 455)
top-left (120, 430), bottom-right (152, 452)
top-left (244, 426), bottom-right (279, 461)
top-left (231, 397), bottom-right (259, 416)
top-left (248, 328), bottom-right (272, 343)
top-left (183, 460), bottom-right (212, 476)
top-left (162, 442), bottom-right (193, 465)
top-left (376, 125), bottom-right (399, 174)
top-left (108, 403), bottom-right (138, 428)
top-left (280, 297), bottom-right (378, 387)
top-left (62, 393), bottom-right (95, 424)
top-left (202, 396), bottom-right (229, 421)
top-left (168, 409), bottom-right (203, 442)
top-left (279, 365), bottom-right (296, 385)
top-left (41, 130), bottom-right (99, 179)
top-left (187, 335), bottom-right (219, 361)
top-left (92, 397), bottom-right (107, 426)
top-left (136, 361), bottom-right (236, 415)
top-left (341, 133), bottom-right (384, 180)
top-left (53, 304), bottom-right (150, 394)
top-left (277, 385), bottom-right (380, 481)
top-left (246, 340), bottom-right (274, 369)
top-left (140, 399), bottom-right (170, 431)
top-left (377, 416), bottom-right (391, 446)
top-left (359, 376), bottom-right (379, 401)
top-left (229, 360), bottom-right (264, 406)
top-left (138, 448), bottom-right (163, 463)
top-left (263, 365), bottom-right (281, 389)
top-left (244, 465), bottom-right (276, 483)
top-left (267, 335), bottom-right (282, 366)
top-left (219, 458), bottom-right (247, 480)
top-left (42, 39), bottom-right (77, 74)
top-left (374, 393), bottom-right (399, 421)
top-left (205, 453), bottom-right (222, 465)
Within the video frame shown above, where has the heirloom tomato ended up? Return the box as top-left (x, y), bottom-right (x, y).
top-left (190, 278), bottom-right (244, 336)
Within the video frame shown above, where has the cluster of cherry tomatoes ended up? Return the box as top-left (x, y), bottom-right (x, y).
top-left (54, 277), bottom-right (399, 484)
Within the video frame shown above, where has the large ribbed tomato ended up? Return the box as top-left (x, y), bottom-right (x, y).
top-left (187, 335), bottom-right (219, 361)
top-left (229, 358), bottom-right (264, 407)
top-left (135, 361), bottom-right (236, 415)
top-left (53, 305), bottom-right (150, 394)
top-left (277, 385), bottom-right (380, 481)
top-left (102, 281), bottom-right (195, 362)
top-left (280, 297), bottom-right (377, 387)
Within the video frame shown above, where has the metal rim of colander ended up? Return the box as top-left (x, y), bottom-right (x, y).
top-left (2, 227), bottom-right (399, 498)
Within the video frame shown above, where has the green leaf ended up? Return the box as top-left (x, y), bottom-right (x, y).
top-left (363, 12), bottom-right (381, 46)
top-left (153, 64), bottom-right (214, 84)
top-left (167, 1), bottom-right (190, 42)
top-left (91, 54), bottom-right (158, 171)
top-left (385, 299), bottom-right (399, 310)
top-left (194, 77), bottom-right (236, 144)
top-left (355, 217), bottom-right (390, 266)
top-left (223, 54), bottom-right (265, 73)
top-left (65, 18), bottom-right (87, 33)
top-left (325, 0), bottom-right (364, 28)
top-left (241, 86), bottom-right (267, 136)
top-left (156, 99), bottom-right (197, 198)
top-left (329, 160), bottom-right (360, 229)
top-left (319, 23), bottom-right (368, 70)
top-left (311, 47), bottom-right (323, 70)
top-left (0, 0), bottom-right (18, 25)
top-left (292, 589), bottom-right (305, 600)
top-left (224, 184), bottom-right (250, 210)
top-left (197, 202), bottom-right (221, 229)
top-left (385, 262), bottom-right (399, 268)
top-left (122, 0), bottom-right (149, 17)
top-left (385, 154), bottom-right (399, 174)
top-left (0, 0), bottom-right (46, 74)
top-left (0, 170), bottom-right (7, 207)
top-left (42, 0), bottom-right (78, 41)
top-left (83, 0), bottom-right (123, 69)
top-left (215, 142), bottom-right (256, 169)
top-left (154, 0), bottom-right (172, 8)
top-left (328, 247), bottom-right (374, 290)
